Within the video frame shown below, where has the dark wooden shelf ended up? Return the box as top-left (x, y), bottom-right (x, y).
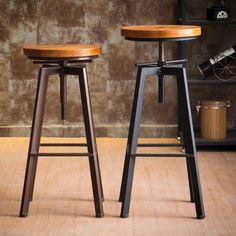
top-left (188, 77), bottom-right (236, 85)
top-left (181, 19), bottom-right (236, 25)
top-left (177, 0), bottom-right (236, 148)
top-left (194, 130), bottom-right (236, 147)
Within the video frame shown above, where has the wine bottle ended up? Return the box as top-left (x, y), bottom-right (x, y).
top-left (198, 45), bottom-right (236, 78)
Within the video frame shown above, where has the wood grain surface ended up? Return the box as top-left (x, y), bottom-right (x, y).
top-left (0, 138), bottom-right (235, 236)
top-left (23, 44), bottom-right (101, 58)
top-left (121, 25), bottom-right (201, 39)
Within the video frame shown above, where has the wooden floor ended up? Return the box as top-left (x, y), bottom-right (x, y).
top-left (0, 138), bottom-right (236, 236)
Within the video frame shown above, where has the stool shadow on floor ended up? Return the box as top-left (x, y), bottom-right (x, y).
top-left (0, 201), bottom-right (21, 218)
top-left (37, 195), bottom-right (93, 203)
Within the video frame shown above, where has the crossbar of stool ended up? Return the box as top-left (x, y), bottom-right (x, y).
top-left (137, 143), bottom-right (183, 147)
top-left (40, 143), bottom-right (87, 147)
top-left (30, 152), bottom-right (92, 157)
top-left (133, 153), bottom-right (194, 158)
top-left (64, 66), bottom-right (86, 75)
top-left (136, 59), bottom-right (187, 67)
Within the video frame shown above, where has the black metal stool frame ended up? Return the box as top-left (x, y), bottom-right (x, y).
top-left (20, 62), bottom-right (104, 218)
top-left (119, 41), bottom-right (205, 219)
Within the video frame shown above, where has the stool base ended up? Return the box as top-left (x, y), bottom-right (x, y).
top-left (119, 63), bottom-right (205, 219)
top-left (197, 214), bottom-right (206, 220)
top-left (19, 213), bottom-right (28, 218)
top-left (120, 213), bottom-right (129, 218)
top-left (96, 213), bottom-right (105, 218)
top-left (20, 64), bottom-right (104, 218)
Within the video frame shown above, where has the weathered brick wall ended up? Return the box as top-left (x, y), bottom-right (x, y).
top-left (0, 0), bottom-right (235, 137)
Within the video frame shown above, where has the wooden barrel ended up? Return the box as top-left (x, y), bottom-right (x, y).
top-left (200, 101), bottom-right (229, 139)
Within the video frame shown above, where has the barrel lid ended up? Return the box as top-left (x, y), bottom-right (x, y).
top-left (201, 100), bottom-right (227, 107)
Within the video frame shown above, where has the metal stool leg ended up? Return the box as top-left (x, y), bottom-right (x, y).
top-left (177, 67), bottom-right (205, 219)
top-left (97, 153), bottom-right (104, 201)
top-left (78, 67), bottom-right (104, 218)
top-left (119, 67), bottom-right (143, 202)
top-left (120, 67), bottom-right (147, 218)
top-left (158, 73), bottom-right (165, 103)
top-left (176, 72), bottom-right (195, 203)
top-left (118, 150), bottom-right (130, 202)
top-left (185, 152), bottom-right (195, 203)
top-left (20, 68), bottom-right (48, 217)
top-left (60, 73), bottom-right (67, 120)
top-left (28, 157), bottom-right (38, 202)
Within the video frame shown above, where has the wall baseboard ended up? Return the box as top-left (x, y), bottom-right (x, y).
top-left (0, 124), bottom-right (178, 138)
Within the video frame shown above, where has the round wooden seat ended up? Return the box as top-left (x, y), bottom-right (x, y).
top-left (121, 25), bottom-right (201, 41)
top-left (23, 44), bottom-right (101, 60)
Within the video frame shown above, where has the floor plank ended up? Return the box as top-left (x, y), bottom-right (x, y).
top-left (0, 137), bottom-right (235, 236)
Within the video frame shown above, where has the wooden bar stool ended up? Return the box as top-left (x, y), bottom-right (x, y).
top-left (119, 25), bottom-right (205, 219)
top-left (19, 44), bottom-right (104, 218)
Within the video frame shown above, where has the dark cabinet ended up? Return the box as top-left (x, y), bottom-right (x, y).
top-left (177, 0), bottom-right (236, 147)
